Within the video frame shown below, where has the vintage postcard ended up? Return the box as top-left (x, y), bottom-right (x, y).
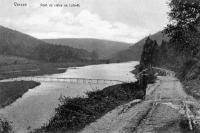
top-left (0, 0), bottom-right (200, 133)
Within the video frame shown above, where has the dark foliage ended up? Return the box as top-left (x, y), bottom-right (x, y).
top-left (164, 0), bottom-right (200, 56)
top-left (0, 118), bottom-right (12, 133)
top-left (36, 82), bottom-right (146, 132)
top-left (112, 31), bottom-right (169, 62)
top-left (32, 44), bottom-right (91, 62)
top-left (139, 37), bottom-right (159, 71)
top-left (91, 50), bottom-right (99, 60)
top-left (44, 38), bottom-right (130, 60)
top-left (0, 26), bottom-right (92, 63)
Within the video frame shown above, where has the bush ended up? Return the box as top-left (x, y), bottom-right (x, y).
top-left (0, 118), bottom-right (12, 133)
top-left (36, 82), bottom-right (144, 132)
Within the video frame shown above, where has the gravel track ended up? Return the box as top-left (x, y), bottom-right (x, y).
top-left (79, 73), bottom-right (200, 133)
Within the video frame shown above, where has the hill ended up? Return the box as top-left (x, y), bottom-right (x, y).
top-left (112, 31), bottom-right (169, 62)
top-left (43, 38), bottom-right (131, 59)
top-left (0, 26), bottom-right (92, 62)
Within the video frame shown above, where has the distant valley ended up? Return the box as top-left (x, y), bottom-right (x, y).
top-left (0, 25), bottom-right (169, 63)
top-left (43, 38), bottom-right (131, 59)
top-left (0, 26), bottom-right (92, 63)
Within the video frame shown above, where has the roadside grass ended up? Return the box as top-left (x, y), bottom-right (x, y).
top-left (0, 81), bottom-right (40, 108)
top-left (34, 82), bottom-right (145, 133)
top-left (154, 115), bottom-right (200, 133)
top-left (179, 118), bottom-right (200, 133)
top-left (0, 118), bottom-right (12, 133)
top-left (155, 119), bottom-right (182, 133)
top-left (182, 80), bottom-right (200, 99)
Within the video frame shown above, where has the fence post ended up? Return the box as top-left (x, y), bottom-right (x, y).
top-left (184, 102), bottom-right (193, 130)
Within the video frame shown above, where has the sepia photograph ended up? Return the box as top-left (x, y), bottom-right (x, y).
top-left (0, 0), bottom-right (200, 132)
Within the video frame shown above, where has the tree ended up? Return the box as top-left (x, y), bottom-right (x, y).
top-left (164, 0), bottom-right (200, 56)
top-left (91, 50), bottom-right (98, 60)
top-left (139, 37), bottom-right (159, 71)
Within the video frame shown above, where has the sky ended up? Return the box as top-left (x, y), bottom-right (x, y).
top-left (0, 0), bottom-right (170, 43)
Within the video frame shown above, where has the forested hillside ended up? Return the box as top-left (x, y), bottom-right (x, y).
top-left (43, 38), bottom-right (130, 59)
top-left (0, 26), bottom-right (92, 62)
top-left (112, 31), bottom-right (169, 61)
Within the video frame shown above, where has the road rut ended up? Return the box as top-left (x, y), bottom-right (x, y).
top-left (80, 74), bottom-right (200, 133)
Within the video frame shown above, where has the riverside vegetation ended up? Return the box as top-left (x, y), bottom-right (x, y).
top-left (137, 0), bottom-right (200, 99)
top-left (34, 73), bottom-right (156, 133)
top-left (0, 52), bottom-right (107, 133)
top-left (135, 0), bottom-right (200, 131)
top-left (0, 81), bottom-right (40, 133)
top-left (0, 26), bottom-right (110, 133)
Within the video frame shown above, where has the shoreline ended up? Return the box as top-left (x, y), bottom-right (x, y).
top-left (0, 61), bottom-right (105, 80)
top-left (0, 61), bottom-right (106, 109)
top-left (0, 62), bottom-right (141, 133)
top-left (33, 62), bottom-right (155, 133)
top-left (0, 81), bottom-right (40, 108)
top-left (34, 81), bottom-right (145, 133)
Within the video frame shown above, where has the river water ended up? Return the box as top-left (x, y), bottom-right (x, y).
top-left (0, 61), bottom-right (138, 133)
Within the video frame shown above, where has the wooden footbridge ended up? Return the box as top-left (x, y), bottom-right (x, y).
top-left (6, 76), bottom-right (127, 84)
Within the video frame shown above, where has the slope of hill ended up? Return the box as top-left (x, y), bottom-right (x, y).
top-left (0, 26), bottom-right (92, 62)
top-left (0, 55), bottom-right (35, 66)
top-left (43, 38), bottom-right (131, 59)
top-left (112, 31), bottom-right (169, 61)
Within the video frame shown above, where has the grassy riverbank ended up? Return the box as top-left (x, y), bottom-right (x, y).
top-left (34, 81), bottom-right (145, 133)
top-left (0, 59), bottom-right (107, 132)
top-left (0, 81), bottom-right (40, 108)
top-left (0, 59), bottom-right (105, 109)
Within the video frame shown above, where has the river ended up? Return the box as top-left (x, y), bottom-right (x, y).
top-left (0, 61), bottom-right (138, 133)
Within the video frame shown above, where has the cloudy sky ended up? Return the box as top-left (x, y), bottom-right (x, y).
top-left (0, 0), bottom-right (169, 43)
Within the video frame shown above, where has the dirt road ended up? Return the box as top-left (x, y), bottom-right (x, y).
top-left (79, 73), bottom-right (200, 133)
